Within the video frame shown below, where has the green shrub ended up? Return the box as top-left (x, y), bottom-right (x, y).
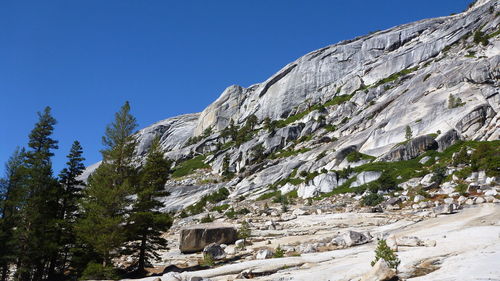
top-left (256, 190), bottom-right (280, 201)
top-left (172, 155), bottom-right (210, 178)
top-left (273, 245), bottom-right (285, 258)
top-left (431, 166), bottom-right (447, 184)
top-left (201, 253), bottom-right (215, 267)
top-left (238, 221), bottom-right (251, 240)
top-left (473, 30), bottom-right (489, 46)
top-left (80, 262), bottom-right (118, 281)
top-left (455, 183), bottom-right (468, 196)
top-left (211, 204), bottom-right (230, 213)
top-left (362, 193), bottom-right (384, 206)
top-left (346, 151), bottom-right (375, 163)
top-left (371, 239), bottom-right (400, 269)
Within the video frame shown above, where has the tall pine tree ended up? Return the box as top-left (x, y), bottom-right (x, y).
top-left (15, 106), bottom-right (61, 281)
top-left (76, 101), bottom-right (138, 278)
top-left (127, 137), bottom-right (172, 274)
top-left (49, 141), bottom-right (86, 280)
top-left (0, 148), bottom-right (27, 281)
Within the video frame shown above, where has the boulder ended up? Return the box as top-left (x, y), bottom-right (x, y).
top-left (331, 230), bottom-right (372, 247)
top-left (351, 171), bottom-right (382, 188)
top-left (360, 259), bottom-right (397, 281)
top-left (292, 208), bottom-right (309, 216)
top-left (256, 249), bottom-right (273, 260)
top-left (413, 195), bottom-right (425, 203)
top-left (179, 223), bottom-right (238, 253)
top-left (434, 203), bottom-right (454, 215)
top-left (202, 243), bottom-right (225, 260)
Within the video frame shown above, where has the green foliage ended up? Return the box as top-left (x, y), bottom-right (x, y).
top-left (373, 67), bottom-right (419, 88)
top-left (448, 94), bottom-right (465, 109)
top-left (186, 188), bottom-right (230, 215)
top-left (455, 183), bottom-right (468, 196)
top-left (371, 239), bottom-right (400, 269)
top-left (256, 190), bottom-right (281, 201)
top-left (362, 193), bottom-right (384, 206)
top-left (80, 262), bottom-right (118, 281)
top-left (431, 165), bottom-right (447, 184)
top-left (473, 30), bottom-right (489, 46)
top-left (200, 214), bottom-right (214, 223)
top-left (211, 204), bottom-right (230, 213)
top-left (171, 155), bottom-right (210, 178)
top-left (346, 151), bottom-right (375, 163)
top-left (237, 221), bottom-right (251, 240)
top-left (269, 147), bottom-right (311, 160)
top-left (221, 154), bottom-right (234, 180)
top-left (251, 143), bottom-right (266, 163)
top-left (15, 106), bottom-right (64, 280)
top-left (186, 126), bottom-right (213, 146)
top-left (405, 125), bottom-right (413, 141)
top-left (126, 137), bottom-right (173, 273)
top-left (201, 253), bottom-right (215, 267)
top-left (470, 142), bottom-right (500, 177)
top-left (77, 101), bottom-right (137, 269)
top-left (275, 94), bottom-right (353, 128)
top-left (423, 73), bottom-right (431, 82)
top-left (453, 147), bottom-right (469, 166)
top-left (417, 188), bottom-right (431, 198)
top-left (273, 245), bottom-right (285, 258)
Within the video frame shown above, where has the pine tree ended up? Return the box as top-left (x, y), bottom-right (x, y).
top-left (76, 101), bottom-right (138, 276)
top-left (405, 125), bottom-right (412, 141)
top-left (127, 137), bottom-right (172, 274)
top-left (15, 106), bottom-right (61, 281)
top-left (0, 148), bottom-right (27, 281)
top-left (371, 239), bottom-right (400, 269)
top-left (52, 141), bottom-right (86, 279)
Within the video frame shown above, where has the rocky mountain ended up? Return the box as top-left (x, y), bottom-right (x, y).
top-left (104, 1), bottom-right (500, 280)
top-left (112, 0), bottom-right (500, 212)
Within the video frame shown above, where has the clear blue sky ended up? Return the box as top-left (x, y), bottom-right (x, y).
top-left (0, 0), bottom-right (472, 175)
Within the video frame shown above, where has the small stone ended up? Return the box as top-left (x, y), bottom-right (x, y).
top-left (256, 249), bottom-right (273, 259)
top-left (443, 198), bottom-right (454, 204)
top-left (475, 197), bottom-right (485, 204)
top-left (484, 190), bottom-right (497, 196)
top-left (465, 198), bottom-right (475, 205)
top-left (457, 196), bottom-right (467, 204)
top-left (414, 195), bottom-right (425, 203)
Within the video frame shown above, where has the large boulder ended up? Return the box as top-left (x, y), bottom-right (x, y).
top-left (360, 259), bottom-right (397, 281)
top-left (331, 230), bottom-right (372, 247)
top-left (179, 223), bottom-right (238, 253)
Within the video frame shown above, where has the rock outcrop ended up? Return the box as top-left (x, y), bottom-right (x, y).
top-left (83, 0), bottom-right (499, 207)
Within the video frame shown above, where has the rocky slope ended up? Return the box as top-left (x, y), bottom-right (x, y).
top-left (101, 1), bottom-right (500, 280)
top-left (116, 0), bottom-right (500, 211)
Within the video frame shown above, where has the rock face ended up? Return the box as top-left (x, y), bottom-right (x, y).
top-left (82, 0), bottom-right (500, 211)
top-left (179, 224), bottom-right (238, 254)
top-left (382, 135), bottom-right (438, 161)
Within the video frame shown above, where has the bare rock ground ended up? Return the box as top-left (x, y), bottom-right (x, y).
top-left (123, 203), bottom-right (500, 281)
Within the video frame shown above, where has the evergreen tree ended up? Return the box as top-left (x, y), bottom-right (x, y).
top-left (0, 148), bottom-right (27, 281)
top-left (127, 137), bottom-right (172, 274)
top-left (52, 141), bottom-right (86, 279)
top-left (405, 125), bottom-right (412, 141)
top-left (76, 101), bottom-right (138, 275)
top-left (15, 106), bottom-right (61, 281)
